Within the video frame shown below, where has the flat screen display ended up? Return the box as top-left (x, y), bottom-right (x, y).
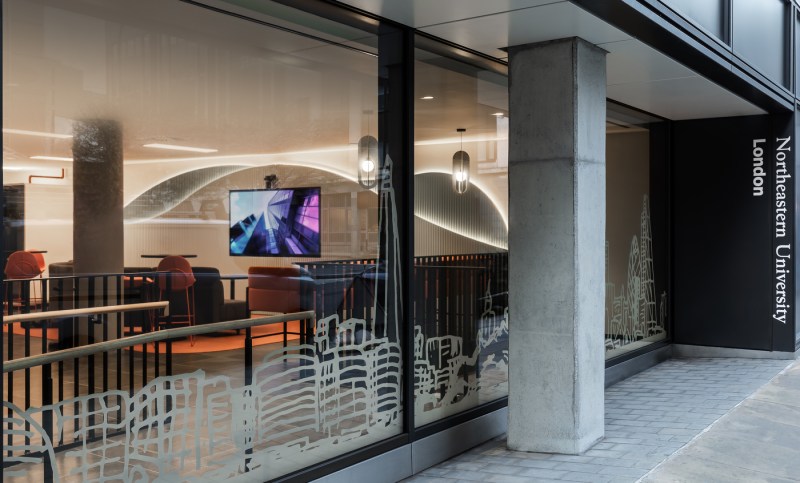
top-left (229, 187), bottom-right (321, 257)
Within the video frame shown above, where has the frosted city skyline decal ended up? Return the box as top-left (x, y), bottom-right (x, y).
top-left (5, 156), bottom-right (403, 482)
top-left (4, 314), bottom-right (402, 482)
top-left (414, 284), bottom-right (509, 425)
top-left (605, 195), bottom-right (667, 353)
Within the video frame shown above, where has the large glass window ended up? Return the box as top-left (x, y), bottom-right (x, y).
top-left (411, 46), bottom-right (670, 425)
top-left (413, 47), bottom-right (509, 427)
top-left (605, 104), bottom-right (669, 359)
top-left (3, 0), bottom-right (402, 480)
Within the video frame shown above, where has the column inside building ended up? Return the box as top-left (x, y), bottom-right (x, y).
top-left (507, 37), bottom-right (607, 454)
top-left (73, 119), bottom-right (124, 339)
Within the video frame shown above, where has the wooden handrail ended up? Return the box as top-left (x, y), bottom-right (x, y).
top-left (3, 301), bottom-right (169, 325)
top-left (3, 310), bottom-right (316, 373)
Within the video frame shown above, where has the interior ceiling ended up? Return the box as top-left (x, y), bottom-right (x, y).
top-left (339, 0), bottom-right (766, 120)
top-left (2, 0), bottom-right (381, 168)
top-left (2, 0), bottom-right (763, 181)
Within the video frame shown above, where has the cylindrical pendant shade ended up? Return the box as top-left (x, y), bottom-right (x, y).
top-left (452, 150), bottom-right (470, 194)
top-left (358, 135), bottom-right (378, 189)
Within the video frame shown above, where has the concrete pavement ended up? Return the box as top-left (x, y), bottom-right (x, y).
top-left (403, 357), bottom-right (798, 483)
top-left (643, 359), bottom-right (800, 482)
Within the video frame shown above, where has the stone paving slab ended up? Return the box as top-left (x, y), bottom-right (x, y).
top-left (403, 358), bottom-right (793, 483)
top-left (642, 360), bottom-right (800, 483)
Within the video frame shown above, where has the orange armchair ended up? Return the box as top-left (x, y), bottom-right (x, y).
top-left (247, 265), bottom-right (315, 347)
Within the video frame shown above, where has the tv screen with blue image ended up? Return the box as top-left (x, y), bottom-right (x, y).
top-left (229, 187), bottom-right (321, 257)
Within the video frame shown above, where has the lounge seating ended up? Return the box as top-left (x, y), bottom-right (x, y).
top-left (190, 267), bottom-right (247, 325)
top-left (247, 265), bottom-right (316, 347)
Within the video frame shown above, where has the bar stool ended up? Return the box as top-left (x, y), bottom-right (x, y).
top-left (4, 250), bottom-right (44, 312)
top-left (155, 256), bottom-right (196, 345)
top-left (29, 251), bottom-right (46, 274)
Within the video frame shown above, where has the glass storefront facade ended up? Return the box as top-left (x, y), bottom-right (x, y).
top-left (3, 1), bottom-right (402, 480)
top-left (3, 0), bottom-right (673, 481)
top-left (413, 46), bottom-right (510, 427)
top-left (604, 104), bottom-right (668, 360)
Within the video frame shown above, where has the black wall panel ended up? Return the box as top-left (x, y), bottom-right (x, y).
top-left (673, 114), bottom-right (795, 351)
top-left (661, 0), bottom-right (725, 40)
top-left (731, 0), bottom-right (788, 87)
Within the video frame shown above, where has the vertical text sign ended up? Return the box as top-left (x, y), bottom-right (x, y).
top-left (774, 136), bottom-right (791, 325)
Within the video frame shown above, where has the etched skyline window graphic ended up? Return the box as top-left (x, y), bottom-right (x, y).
top-left (5, 159), bottom-right (401, 482)
top-left (4, 319), bottom-right (402, 482)
top-left (605, 195), bottom-right (667, 354)
top-left (413, 284), bottom-right (509, 426)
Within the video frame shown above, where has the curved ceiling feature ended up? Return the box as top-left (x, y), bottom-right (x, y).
top-left (124, 165), bottom-right (249, 222)
top-left (415, 172), bottom-right (507, 249)
top-left (127, 163), bottom-right (377, 226)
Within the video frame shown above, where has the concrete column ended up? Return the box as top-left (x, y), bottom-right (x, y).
top-left (507, 37), bottom-right (606, 454)
top-left (72, 119), bottom-right (124, 341)
top-left (72, 119), bottom-right (124, 276)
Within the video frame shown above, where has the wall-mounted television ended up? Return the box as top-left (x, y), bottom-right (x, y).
top-left (229, 187), bottom-right (321, 257)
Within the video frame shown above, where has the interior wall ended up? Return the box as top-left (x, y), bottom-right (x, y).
top-left (14, 161), bottom-right (509, 286)
top-left (414, 141), bottom-right (508, 220)
top-left (606, 130), bottom-right (650, 290)
top-left (414, 217), bottom-right (498, 256)
top-left (122, 165), bottom-right (379, 299)
top-left (23, 183), bottom-right (73, 277)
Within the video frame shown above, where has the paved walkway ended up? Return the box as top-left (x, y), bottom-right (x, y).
top-left (404, 357), bottom-right (798, 483)
top-left (643, 358), bottom-right (800, 482)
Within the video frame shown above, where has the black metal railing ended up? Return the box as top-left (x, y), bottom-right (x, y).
top-left (3, 270), bottom-right (180, 434)
top-left (299, 251), bottom-right (509, 338)
top-left (3, 301), bottom-right (167, 481)
top-left (3, 308), bottom-right (316, 482)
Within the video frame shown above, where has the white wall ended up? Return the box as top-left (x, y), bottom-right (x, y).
top-left (22, 182), bottom-right (73, 278)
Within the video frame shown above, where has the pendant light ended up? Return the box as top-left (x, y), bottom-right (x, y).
top-left (452, 128), bottom-right (470, 194)
top-left (357, 110), bottom-right (378, 189)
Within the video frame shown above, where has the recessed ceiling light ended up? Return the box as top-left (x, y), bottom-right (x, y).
top-left (31, 155), bottom-right (73, 161)
top-left (3, 128), bottom-right (72, 139)
top-left (3, 166), bottom-right (30, 171)
top-left (420, 96), bottom-right (434, 100)
top-left (143, 143), bottom-right (218, 153)
top-left (492, 112), bottom-right (505, 117)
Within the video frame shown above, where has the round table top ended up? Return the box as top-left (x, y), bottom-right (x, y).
top-left (140, 254), bottom-right (198, 259)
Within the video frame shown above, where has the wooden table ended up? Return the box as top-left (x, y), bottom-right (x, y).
top-left (140, 254), bottom-right (198, 259)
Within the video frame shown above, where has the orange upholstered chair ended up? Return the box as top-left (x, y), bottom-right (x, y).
top-left (4, 250), bottom-right (44, 311)
top-left (247, 265), bottom-right (315, 347)
top-left (155, 256), bottom-right (196, 344)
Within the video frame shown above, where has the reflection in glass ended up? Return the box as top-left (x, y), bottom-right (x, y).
top-left (604, 104), bottom-right (668, 359)
top-left (2, 0), bottom-right (400, 480)
top-left (413, 47), bottom-right (509, 427)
